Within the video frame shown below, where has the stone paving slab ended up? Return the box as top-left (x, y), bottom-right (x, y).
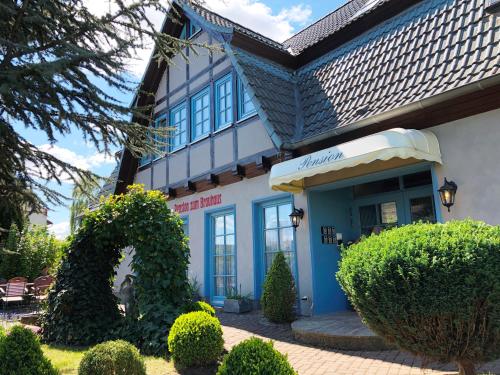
top-left (291, 312), bottom-right (396, 351)
top-left (218, 311), bottom-right (500, 375)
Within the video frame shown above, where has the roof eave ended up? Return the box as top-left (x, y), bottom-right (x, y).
top-left (282, 74), bottom-right (500, 150)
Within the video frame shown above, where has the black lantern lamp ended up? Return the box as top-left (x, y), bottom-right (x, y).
top-left (289, 208), bottom-right (304, 229)
top-left (438, 178), bottom-right (457, 212)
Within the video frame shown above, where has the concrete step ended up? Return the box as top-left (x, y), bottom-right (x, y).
top-left (291, 311), bottom-right (396, 351)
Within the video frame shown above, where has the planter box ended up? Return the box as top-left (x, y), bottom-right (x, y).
top-left (223, 299), bottom-right (252, 314)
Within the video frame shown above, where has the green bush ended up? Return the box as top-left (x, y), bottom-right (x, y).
top-left (261, 252), bottom-right (296, 323)
top-left (337, 220), bottom-right (500, 375)
top-left (183, 301), bottom-right (216, 317)
top-left (168, 311), bottom-right (224, 367)
top-left (43, 185), bottom-right (190, 354)
top-left (78, 340), bottom-right (146, 375)
top-left (0, 223), bottom-right (64, 280)
top-left (0, 325), bottom-right (58, 375)
top-left (217, 337), bottom-right (296, 375)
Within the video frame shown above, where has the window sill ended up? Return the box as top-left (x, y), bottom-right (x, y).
top-left (236, 112), bottom-right (258, 124)
top-left (169, 145), bottom-right (187, 154)
top-left (190, 134), bottom-right (210, 145)
top-left (214, 123), bottom-right (233, 134)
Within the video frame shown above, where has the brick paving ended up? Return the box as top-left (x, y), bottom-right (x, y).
top-left (218, 311), bottom-right (500, 375)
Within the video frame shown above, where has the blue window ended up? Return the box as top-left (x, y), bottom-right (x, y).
top-left (210, 210), bottom-right (236, 305)
top-left (138, 153), bottom-right (150, 167)
top-left (262, 201), bottom-right (296, 276)
top-left (215, 74), bottom-right (233, 130)
top-left (153, 115), bottom-right (167, 159)
top-left (169, 103), bottom-right (187, 151)
top-left (179, 24), bottom-right (187, 39)
top-left (191, 87), bottom-right (210, 140)
top-left (237, 79), bottom-right (256, 120)
top-left (189, 22), bottom-right (201, 38)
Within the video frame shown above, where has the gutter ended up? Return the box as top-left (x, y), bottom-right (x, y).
top-left (282, 74), bottom-right (500, 150)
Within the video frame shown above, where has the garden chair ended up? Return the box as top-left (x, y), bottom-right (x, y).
top-left (32, 275), bottom-right (53, 310)
top-left (0, 278), bottom-right (6, 297)
top-left (1, 277), bottom-right (27, 317)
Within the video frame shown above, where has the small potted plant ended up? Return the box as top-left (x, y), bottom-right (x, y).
top-left (224, 285), bottom-right (252, 314)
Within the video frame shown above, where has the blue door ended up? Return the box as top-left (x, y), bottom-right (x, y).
top-left (209, 210), bottom-right (236, 306)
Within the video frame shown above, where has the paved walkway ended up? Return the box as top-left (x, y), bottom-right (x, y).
top-left (218, 311), bottom-right (500, 375)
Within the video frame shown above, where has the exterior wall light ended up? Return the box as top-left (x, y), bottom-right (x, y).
top-left (289, 208), bottom-right (304, 229)
top-left (438, 178), bottom-right (458, 212)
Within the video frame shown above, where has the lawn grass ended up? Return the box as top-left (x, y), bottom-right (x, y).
top-left (41, 344), bottom-right (180, 375)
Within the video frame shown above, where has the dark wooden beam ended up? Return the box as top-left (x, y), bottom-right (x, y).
top-left (184, 180), bottom-right (196, 192)
top-left (207, 173), bottom-right (219, 186)
top-left (168, 188), bottom-right (177, 198)
top-left (231, 164), bottom-right (245, 179)
top-left (256, 155), bottom-right (271, 172)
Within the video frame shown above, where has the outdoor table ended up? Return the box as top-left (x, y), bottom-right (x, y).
top-left (0, 283), bottom-right (35, 296)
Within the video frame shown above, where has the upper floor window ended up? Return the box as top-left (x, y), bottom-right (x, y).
top-left (138, 153), bottom-right (150, 168)
top-left (189, 22), bottom-right (201, 38)
top-left (170, 102), bottom-right (187, 151)
top-left (237, 79), bottom-right (256, 120)
top-left (215, 74), bottom-right (233, 130)
top-left (153, 115), bottom-right (167, 159)
top-left (191, 87), bottom-right (210, 141)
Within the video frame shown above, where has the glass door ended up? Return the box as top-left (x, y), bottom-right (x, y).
top-left (211, 211), bottom-right (236, 305)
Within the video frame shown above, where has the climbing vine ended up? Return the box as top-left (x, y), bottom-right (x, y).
top-left (42, 185), bottom-right (190, 354)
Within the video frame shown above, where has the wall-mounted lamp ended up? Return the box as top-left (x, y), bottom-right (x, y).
top-left (289, 208), bottom-right (304, 229)
top-left (438, 178), bottom-right (458, 212)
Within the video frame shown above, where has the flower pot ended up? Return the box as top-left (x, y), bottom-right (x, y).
top-left (223, 298), bottom-right (252, 314)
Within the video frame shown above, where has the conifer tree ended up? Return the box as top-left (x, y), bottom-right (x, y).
top-left (0, 0), bottom-right (207, 214)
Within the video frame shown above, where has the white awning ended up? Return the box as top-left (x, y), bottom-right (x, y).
top-left (270, 128), bottom-right (442, 192)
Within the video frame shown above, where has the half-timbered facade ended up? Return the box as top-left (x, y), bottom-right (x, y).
top-left (115, 0), bottom-right (500, 315)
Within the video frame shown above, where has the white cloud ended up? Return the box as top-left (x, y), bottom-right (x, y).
top-left (34, 144), bottom-right (116, 183)
top-left (85, 0), bottom-right (312, 77)
top-left (49, 221), bottom-right (70, 240)
top-left (207, 0), bottom-right (312, 42)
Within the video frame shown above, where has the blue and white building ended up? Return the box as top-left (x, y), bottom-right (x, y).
top-left (115, 0), bottom-right (500, 315)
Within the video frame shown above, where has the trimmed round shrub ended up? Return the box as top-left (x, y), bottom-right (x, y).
top-left (0, 325), bottom-right (58, 375)
top-left (183, 301), bottom-right (216, 317)
top-left (168, 311), bottom-right (224, 367)
top-left (217, 337), bottom-right (296, 375)
top-left (78, 340), bottom-right (146, 375)
top-left (261, 252), bottom-right (296, 323)
top-left (337, 220), bottom-right (500, 375)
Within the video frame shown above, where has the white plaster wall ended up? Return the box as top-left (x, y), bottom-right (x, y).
top-left (167, 174), bottom-right (313, 314)
top-left (153, 160), bottom-right (167, 189)
top-left (29, 212), bottom-right (47, 226)
top-left (212, 58), bottom-right (231, 76)
top-left (190, 141), bottom-right (211, 177)
top-left (169, 150), bottom-right (188, 183)
top-left (156, 71), bottom-right (167, 101)
top-left (134, 169), bottom-right (151, 190)
top-left (238, 119), bottom-right (275, 158)
top-left (169, 53), bottom-right (186, 91)
top-left (430, 108), bottom-right (500, 225)
top-left (214, 131), bottom-right (234, 168)
top-left (188, 32), bottom-right (210, 78)
top-left (189, 72), bottom-right (210, 94)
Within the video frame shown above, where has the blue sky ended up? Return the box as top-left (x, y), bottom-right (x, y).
top-left (19, 0), bottom-right (347, 238)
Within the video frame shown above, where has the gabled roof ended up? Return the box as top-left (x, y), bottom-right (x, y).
top-left (227, 0), bottom-right (500, 148)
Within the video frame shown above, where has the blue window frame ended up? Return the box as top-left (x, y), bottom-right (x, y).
top-left (253, 196), bottom-right (298, 300)
top-left (153, 115), bottom-right (167, 159)
top-left (237, 79), bottom-right (256, 120)
top-left (215, 74), bottom-right (233, 130)
top-left (189, 22), bottom-right (201, 38)
top-left (191, 87), bottom-right (210, 141)
top-left (207, 208), bottom-right (236, 306)
top-left (138, 153), bottom-right (150, 167)
top-left (169, 102), bottom-right (187, 151)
